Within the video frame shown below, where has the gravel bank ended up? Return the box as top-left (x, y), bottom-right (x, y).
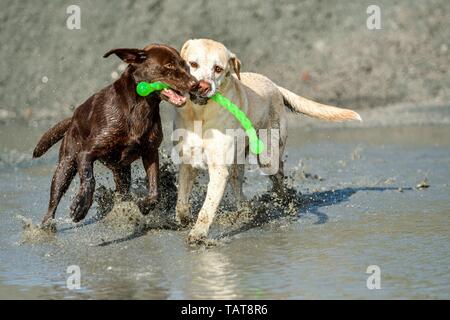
top-left (0, 0), bottom-right (448, 122)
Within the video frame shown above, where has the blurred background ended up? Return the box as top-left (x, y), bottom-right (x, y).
top-left (0, 0), bottom-right (448, 123)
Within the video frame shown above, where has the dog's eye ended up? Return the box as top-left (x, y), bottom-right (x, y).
top-left (165, 62), bottom-right (175, 70)
top-left (189, 61), bottom-right (199, 69)
top-left (214, 65), bottom-right (223, 73)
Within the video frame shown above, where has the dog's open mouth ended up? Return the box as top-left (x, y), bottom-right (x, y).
top-left (160, 88), bottom-right (187, 107)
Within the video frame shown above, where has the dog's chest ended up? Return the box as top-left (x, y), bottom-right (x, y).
top-left (127, 102), bottom-right (162, 142)
top-left (115, 104), bottom-right (162, 163)
top-left (174, 126), bottom-right (238, 170)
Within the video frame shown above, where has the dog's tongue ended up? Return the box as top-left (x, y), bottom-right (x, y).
top-left (162, 89), bottom-right (186, 106)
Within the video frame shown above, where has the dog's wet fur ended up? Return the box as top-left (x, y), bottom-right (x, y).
top-left (33, 44), bottom-right (199, 227)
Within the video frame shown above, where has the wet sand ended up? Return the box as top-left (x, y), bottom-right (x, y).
top-left (0, 104), bottom-right (449, 299)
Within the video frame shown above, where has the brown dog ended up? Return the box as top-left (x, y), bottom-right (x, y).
top-left (33, 44), bottom-right (198, 226)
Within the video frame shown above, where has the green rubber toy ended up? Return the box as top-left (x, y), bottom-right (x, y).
top-left (136, 81), bottom-right (170, 97)
top-left (211, 93), bottom-right (265, 155)
top-left (136, 81), bottom-right (265, 155)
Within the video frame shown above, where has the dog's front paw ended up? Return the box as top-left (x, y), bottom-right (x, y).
top-left (187, 226), bottom-right (208, 245)
top-left (175, 204), bottom-right (194, 228)
top-left (178, 216), bottom-right (194, 229)
top-left (70, 195), bottom-right (90, 222)
top-left (176, 213), bottom-right (193, 228)
top-left (137, 195), bottom-right (158, 215)
top-left (40, 219), bottom-right (57, 233)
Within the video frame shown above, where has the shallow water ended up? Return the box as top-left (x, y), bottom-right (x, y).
top-left (0, 118), bottom-right (449, 299)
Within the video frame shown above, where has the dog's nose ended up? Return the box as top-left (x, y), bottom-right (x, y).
top-left (196, 80), bottom-right (211, 96)
top-left (188, 80), bottom-right (198, 91)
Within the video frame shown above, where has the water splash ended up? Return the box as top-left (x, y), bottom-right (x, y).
top-left (17, 215), bottom-right (56, 244)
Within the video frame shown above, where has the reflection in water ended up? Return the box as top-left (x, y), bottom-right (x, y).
top-left (188, 250), bottom-right (238, 299)
top-left (88, 273), bottom-right (170, 300)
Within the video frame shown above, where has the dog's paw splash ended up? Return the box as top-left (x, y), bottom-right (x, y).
top-left (215, 186), bottom-right (303, 230)
top-left (101, 199), bottom-right (146, 233)
top-left (188, 237), bottom-right (221, 248)
top-left (17, 215), bottom-right (56, 244)
top-left (100, 194), bottom-right (180, 233)
top-left (94, 149), bottom-right (305, 242)
top-left (95, 150), bottom-right (180, 233)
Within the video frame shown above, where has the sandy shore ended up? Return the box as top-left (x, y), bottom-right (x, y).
top-left (1, 0), bottom-right (449, 122)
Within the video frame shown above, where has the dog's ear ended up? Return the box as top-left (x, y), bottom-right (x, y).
top-left (103, 48), bottom-right (148, 64)
top-left (229, 52), bottom-right (241, 80)
top-left (180, 40), bottom-right (192, 60)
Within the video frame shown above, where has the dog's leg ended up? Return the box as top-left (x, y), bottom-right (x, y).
top-left (230, 164), bottom-right (246, 208)
top-left (265, 105), bottom-right (287, 196)
top-left (269, 159), bottom-right (285, 195)
top-left (188, 164), bottom-right (229, 243)
top-left (268, 132), bottom-right (286, 196)
top-left (70, 152), bottom-right (96, 222)
top-left (137, 149), bottom-right (159, 213)
top-left (258, 143), bottom-right (285, 195)
top-left (111, 165), bottom-right (131, 196)
top-left (42, 155), bottom-right (76, 225)
top-left (175, 163), bottom-right (198, 225)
